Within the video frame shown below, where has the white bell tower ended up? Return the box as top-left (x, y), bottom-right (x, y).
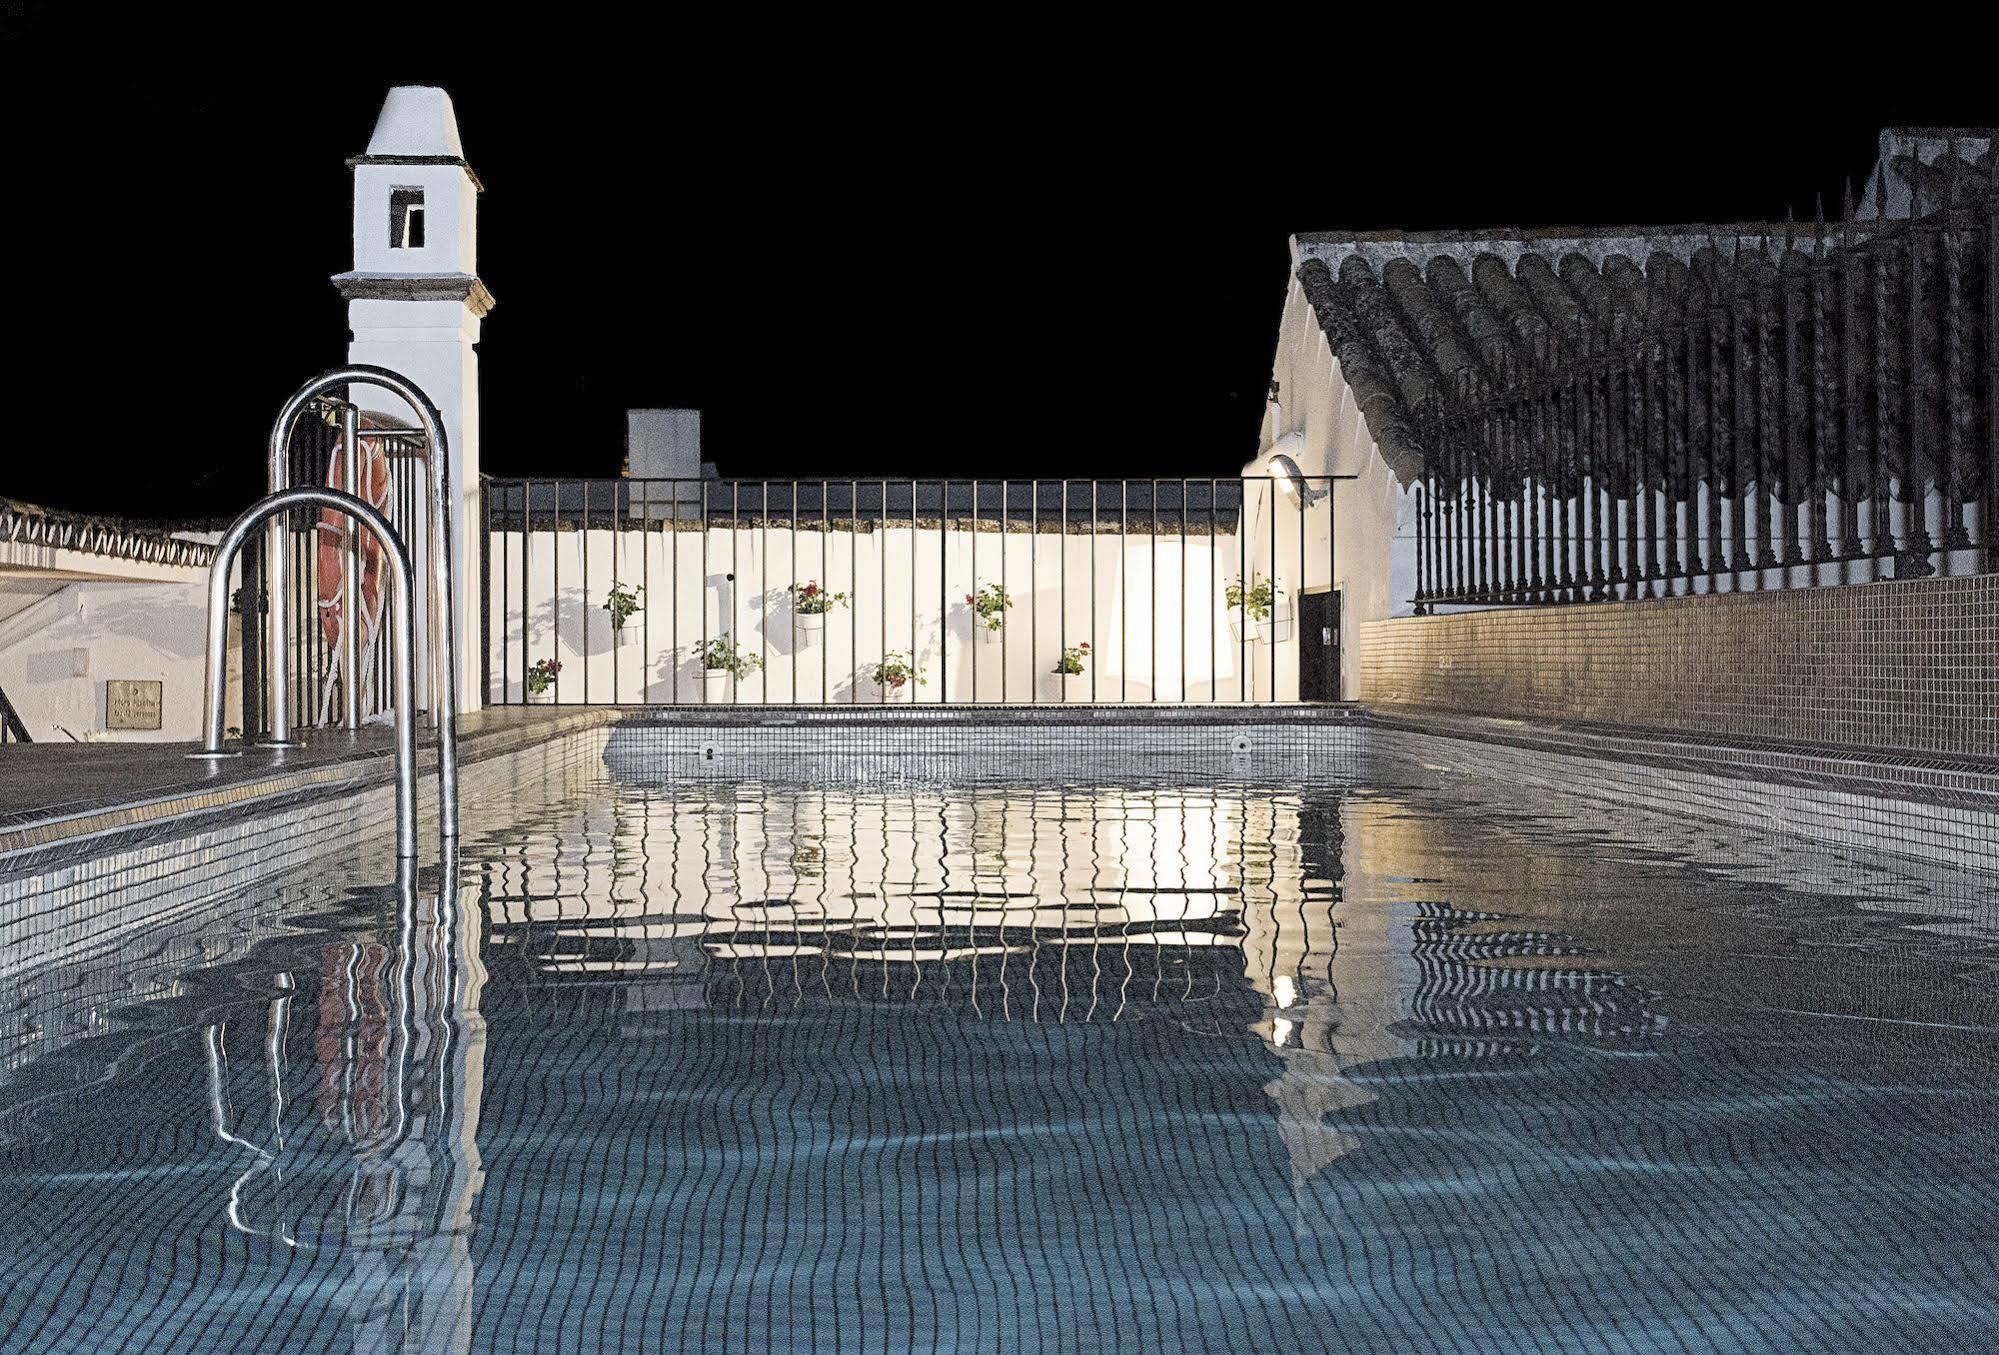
top-left (331, 84), bottom-right (492, 712)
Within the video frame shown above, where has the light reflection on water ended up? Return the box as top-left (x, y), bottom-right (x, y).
top-left (1, 764), bottom-right (1996, 1354)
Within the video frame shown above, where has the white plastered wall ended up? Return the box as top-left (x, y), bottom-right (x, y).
top-left (1244, 273), bottom-right (1414, 699)
top-left (0, 576), bottom-right (240, 742)
top-left (485, 521), bottom-right (1284, 705)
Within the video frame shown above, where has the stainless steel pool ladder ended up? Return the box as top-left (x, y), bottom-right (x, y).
top-left (261, 366), bottom-right (460, 845)
top-left (189, 487), bottom-right (440, 861)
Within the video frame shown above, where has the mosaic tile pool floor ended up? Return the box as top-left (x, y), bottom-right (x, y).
top-left (3, 752), bottom-right (1997, 1353)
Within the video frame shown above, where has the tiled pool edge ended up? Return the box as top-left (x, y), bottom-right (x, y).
top-left (0, 709), bottom-right (618, 875)
top-left (5, 702), bottom-right (1992, 984)
top-left (0, 726), bottom-right (614, 982)
top-left (1363, 710), bottom-right (1999, 876)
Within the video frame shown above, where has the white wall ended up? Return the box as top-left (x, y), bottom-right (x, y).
top-left (485, 520), bottom-right (1317, 704)
top-left (1250, 273), bottom-right (1415, 696)
top-left (0, 578), bottom-right (238, 742)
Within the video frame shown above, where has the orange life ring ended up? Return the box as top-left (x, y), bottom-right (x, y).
top-left (315, 432), bottom-right (392, 649)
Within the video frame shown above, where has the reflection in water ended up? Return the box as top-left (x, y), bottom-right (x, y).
top-left (4, 861), bottom-right (487, 1354)
top-left (1, 763), bottom-right (1995, 1354)
top-left (476, 781), bottom-right (1662, 1238)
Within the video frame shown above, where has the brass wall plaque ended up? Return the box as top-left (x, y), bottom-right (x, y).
top-left (105, 679), bottom-right (164, 731)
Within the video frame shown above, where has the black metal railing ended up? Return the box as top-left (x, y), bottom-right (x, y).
top-left (481, 476), bottom-right (1347, 705)
top-left (0, 683), bottom-right (28, 743)
top-left (1411, 184), bottom-right (1998, 609)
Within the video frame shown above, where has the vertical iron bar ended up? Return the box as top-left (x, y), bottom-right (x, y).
top-left (1905, 205), bottom-right (1936, 571)
top-left (999, 479), bottom-right (1008, 704)
top-left (759, 480), bottom-right (769, 702)
top-left (1730, 246), bottom-right (1751, 583)
top-left (1941, 219), bottom-right (1970, 548)
top-left (942, 480), bottom-right (951, 704)
top-left (1267, 474), bottom-right (1276, 698)
top-left (1209, 478), bottom-right (1218, 703)
top-left (963, 483), bottom-right (971, 707)
top-left (732, 482), bottom-right (741, 701)
top-left (552, 480), bottom-right (561, 702)
top-left (1179, 477), bottom-right (1188, 700)
top-left (641, 480), bottom-right (651, 702)
top-left (1809, 208), bottom-right (1833, 567)
top-left (699, 480), bottom-right (709, 704)
top-left (1238, 476), bottom-right (1247, 700)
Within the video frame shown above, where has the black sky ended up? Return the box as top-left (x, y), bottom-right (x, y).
top-left (6, 9), bottom-right (1996, 519)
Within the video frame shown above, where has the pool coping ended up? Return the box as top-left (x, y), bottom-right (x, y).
top-left (0, 708), bottom-right (618, 877)
top-left (4, 700), bottom-right (1993, 879)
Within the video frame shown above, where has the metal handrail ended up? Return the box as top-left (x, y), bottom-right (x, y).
top-left (264, 366), bottom-right (458, 843)
top-left (191, 487), bottom-right (433, 861)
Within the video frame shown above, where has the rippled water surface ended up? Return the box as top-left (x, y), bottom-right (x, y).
top-left (4, 753), bottom-right (1997, 1353)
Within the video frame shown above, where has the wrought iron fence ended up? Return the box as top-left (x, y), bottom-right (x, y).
top-left (1411, 183), bottom-right (1998, 609)
top-left (482, 476), bottom-right (1346, 705)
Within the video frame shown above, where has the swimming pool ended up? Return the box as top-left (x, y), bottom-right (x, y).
top-left (3, 733), bottom-right (1996, 1353)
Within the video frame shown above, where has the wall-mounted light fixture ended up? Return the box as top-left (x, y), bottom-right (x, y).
top-left (1266, 451), bottom-right (1328, 506)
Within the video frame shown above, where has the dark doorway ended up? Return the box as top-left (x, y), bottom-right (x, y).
top-left (1297, 590), bottom-right (1341, 702)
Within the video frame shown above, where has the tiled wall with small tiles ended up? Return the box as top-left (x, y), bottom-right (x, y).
top-left (1365, 726), bottom-right (1999, 877)
top-left (0, 729), bottom-right (612, 985)
top-left (1357, 575), bottom-right (1999, 757)
top-left (602, 720), bottom-right (1363, 784)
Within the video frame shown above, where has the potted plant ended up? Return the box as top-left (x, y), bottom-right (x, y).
top-left (787, 581), bottom-right (849, 638)
top-left (1052, 640), bottom-right (1090, 700)
top-left (869, 650), bottom-right (926, 700)
top-left (526, 657), bottom-right (561, 703)
top-left (692, 636), bottom-right (763, 702)
top-left (966, 582), bottom-right (1011, 642)
top-left (603, 581), bottom-right (643, 647)
top-left (1226, 573), bottom-right (1292, 643)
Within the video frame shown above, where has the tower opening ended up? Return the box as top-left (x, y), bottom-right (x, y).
top-left (390, 188), bottom-right (426, 249)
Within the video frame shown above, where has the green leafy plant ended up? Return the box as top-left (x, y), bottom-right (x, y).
top-left (526, 657), bottom-right (562, 695)
top-left (966, 582), bottom-right (1012, 631)
top-left (788, 581), bottom-right (849, 615)
top-left (692, 636), bottom-right (764, 678)
top-left (602, 581), bottom-right (643, 629)
top-left (1052, 640), bottom-right (1091, 675)
top-left (869, 651), bottom-right (926, 691)
top-left (1226, 574), bottom-right (1280, 622)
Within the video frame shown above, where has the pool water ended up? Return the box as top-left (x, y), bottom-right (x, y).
top-left (3, 754), bottom-right (1997, 1353)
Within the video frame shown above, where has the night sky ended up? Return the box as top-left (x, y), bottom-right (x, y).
top-left (7, 10), bottom-right (1995, 520)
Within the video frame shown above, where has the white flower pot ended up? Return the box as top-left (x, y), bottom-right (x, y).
top-left (614, 623), bottom-right (637, 648)
top-left (704, 669), bottom-right (731, 703)
top-left (1062, 672), bottom-right (1090, 701)
top-left (795, 611), bottom-right (825, 639)
top-left (978, 622), bottom-right (1003, 644)
top-left (1227, 598), bottom-right (1294, 645)
top-left (527, 687), bottom-right (553, 705)
top-left (880, 678), bottom-right (913, 701)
